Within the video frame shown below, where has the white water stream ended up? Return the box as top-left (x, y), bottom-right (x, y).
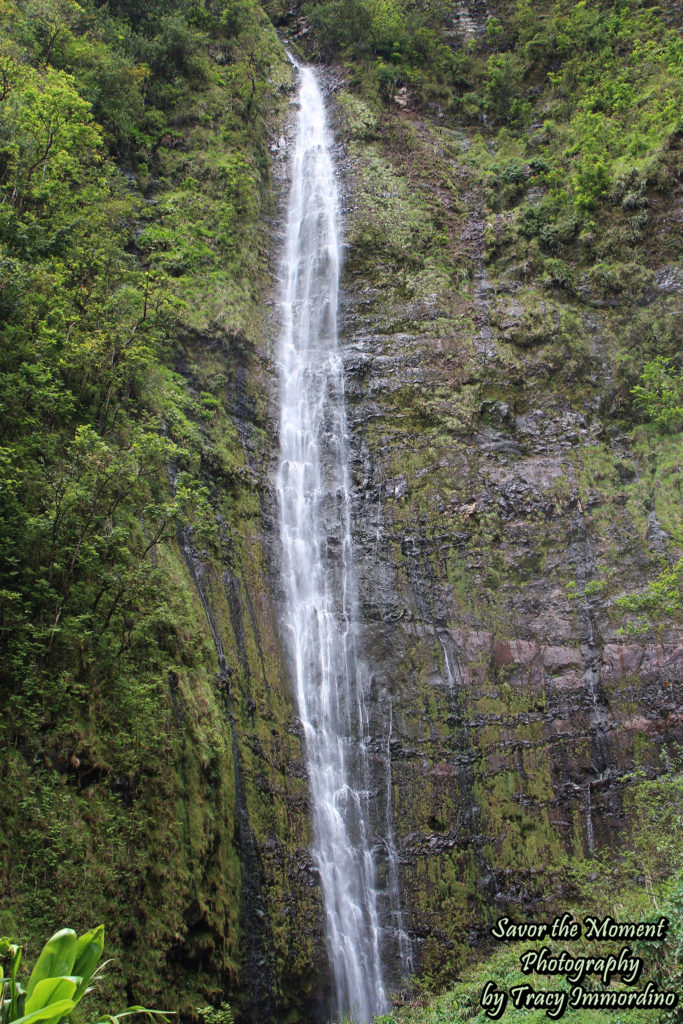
top-left (276, 62), bottom-right (391, 1022)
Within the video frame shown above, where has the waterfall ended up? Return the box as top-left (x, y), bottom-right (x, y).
top-left (276, 61), bottom-right (392, 1022)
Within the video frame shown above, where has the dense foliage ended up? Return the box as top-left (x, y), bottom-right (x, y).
top-left (0, 0), bottom-right (291, 1013)
top-left (0, 0), bottom-right (284, 765)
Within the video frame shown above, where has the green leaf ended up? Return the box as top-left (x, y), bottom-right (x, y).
top-left (71, 927), bottom-right (104, 1000)
top-left (25, 978), bottom-right (78, 1015)
top-left (26, 932), bottom-right (77, 999)
top-left (10, 998), bottom-right (76, 1024)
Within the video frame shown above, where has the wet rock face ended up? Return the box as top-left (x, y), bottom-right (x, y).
top-left (330, 90), bottom-right (683, 983)
top-left (169, 340), bottom-right (329, 1023)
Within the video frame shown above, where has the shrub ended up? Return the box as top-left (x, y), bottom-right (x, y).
top-left (0, 927), bottom-right (165, 1024)
top-left (631, 356), bottom-right (683, 431)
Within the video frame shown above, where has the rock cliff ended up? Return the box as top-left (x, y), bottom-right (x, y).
top-left (1, 0), bottom-right (680, 1021)
top-left (329, 73), bottom-right (682, 986)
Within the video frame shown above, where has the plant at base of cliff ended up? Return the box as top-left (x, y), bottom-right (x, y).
top-left (0, 927), bottom-right (166, 1024)
top-left (408, 993), bottom-right (459, 1024)
top-left (632, 357), bottom-right (683, 432)
top-left (621, 751), bottom-right (683, 893)
top-left (562, 750), bottom-right (682, 920)
top-left (196, 1004), bottom-right (233, 1024)
top-left (646, 866), bottom-right (683, 1020)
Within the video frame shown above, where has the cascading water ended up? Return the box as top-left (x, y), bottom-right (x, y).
top-left (276, 60), bottom-right (392, 1022)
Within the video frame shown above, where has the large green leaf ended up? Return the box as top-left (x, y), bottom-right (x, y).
top-left (10, 998), bottom-right (76, 1024)
top-left (24, 978), bottom-right (78, 1015)
top-left (25, 933), bottom-right (77, 999)
top-left (71, 927), bottom-right (104, 1001)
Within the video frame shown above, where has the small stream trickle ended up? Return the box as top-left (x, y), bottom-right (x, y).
top-left (586, 783), bottom-right (595, 856)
